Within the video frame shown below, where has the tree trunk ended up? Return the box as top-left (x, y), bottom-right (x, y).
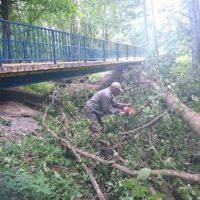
top-left (1, 0), bottom-right (9, 20)
top-left (96, 69), bottom-right (123, 91)
top-left (151, 0), bottom-right (159, 61)
top-left (143, 0), bottom-right (149, 45)
top-left (189, 0), bottom-right (200, 72)
top-left (102, 0), bottom-right (109, 40)
top-left (143, 0), bottom-right (149, 69)
top-left (144, 74), bottom-right (200, 137)
top-left (1, 0), bottom-right (11, 63)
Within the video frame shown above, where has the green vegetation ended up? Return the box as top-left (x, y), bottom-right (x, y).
top-left (1, 68), bottom-right (200, 199)
top-left (88, 73), bottom-right (103, 83)
top-left (1, 0), bottom-right (200, 199)
top-left (23, 82), bottom-right (54, 95)
top-left (0, 137), bottom-right (88, 200)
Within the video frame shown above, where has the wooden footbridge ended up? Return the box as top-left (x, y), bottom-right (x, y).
top-left (0, 20), bottom-right (145, 89)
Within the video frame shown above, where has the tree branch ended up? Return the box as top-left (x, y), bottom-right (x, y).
top-left (42, 105), bottom-right (200, 191)
top-left (42, 107), bottom-right (106, 200)
top-left (59, 137), bottom-right (200, 183)
top-left (42, 113), bottom-right (200, 183)
top-left (119, 111), bottom-right (166, 136)
top-left (75, 148), bottom-right (200, 183)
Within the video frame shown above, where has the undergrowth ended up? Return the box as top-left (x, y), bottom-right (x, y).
top-left (0, 69), bottom-right (200, 199)
top-left (22, 82), bottom-right (55, 95)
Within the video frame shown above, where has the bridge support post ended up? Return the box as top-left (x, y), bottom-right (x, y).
top-left (0, 50), bottom-right (2, 66)
top-left (23, 41), bottom-right (28, 63)
top-left (134, 46), bottom-right (136, 60)
top-left (83, 36), bottom-right (86, 63)
top-left (126, 45), bottom-right (129, 60)
top-left (51, 30), bottom-right (56, 64)
top-left (116, 43), bottom-right (119, 61)
top-left (103, 40), bottom-right (105, 62)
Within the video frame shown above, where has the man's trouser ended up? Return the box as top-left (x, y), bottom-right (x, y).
top-left (84, 107), bottom-right (104, 137)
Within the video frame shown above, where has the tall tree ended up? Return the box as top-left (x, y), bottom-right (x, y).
top-left (151, 0), bottom-right (159, 59)
top-left (143, 0), bottom-right (149, 46)
top-left (0, 0), bottom-right (9, 20)
top-left (188, 0), bottom-right (200, 72)
top-left (1, 0), bottom-right (11, 62)
top-left (143, 0), bottom-right (150, 69)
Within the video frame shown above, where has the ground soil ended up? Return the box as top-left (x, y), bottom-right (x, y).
top-left (0, 80), bottom-right (99, 142)
top-left (0, 89), bottom-right (44, 141)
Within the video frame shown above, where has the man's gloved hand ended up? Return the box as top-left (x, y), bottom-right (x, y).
top-left (123, 105), bottom-right (136, 114)
top-left (123, 106), bottom-right (130, 113)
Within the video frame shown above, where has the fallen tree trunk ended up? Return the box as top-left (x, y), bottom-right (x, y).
top-left (96, 69), bottom-right (123, 91)
top-left (142, 73), bottom-right (200, 137)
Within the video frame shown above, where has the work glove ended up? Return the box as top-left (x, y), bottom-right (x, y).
top-left (123, 105), bottom-right (136, 114)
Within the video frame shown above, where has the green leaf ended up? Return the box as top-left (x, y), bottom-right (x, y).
top-left (43, 162), bottom-right (48, 172)
top-left (54, 171), bottom-right (61, 179)
top-left (121, 178), bottom-right (137, 189)
top-left (146, 193), bottom-right (165, 200)
top-left (120, 197), bottom-right (133, 200)
top-left (137, 168), bottom-right (151, 181)
top-left (76, 192), bottom-right (83, 198)
top-left (131, 184), bottom-right (148, 197)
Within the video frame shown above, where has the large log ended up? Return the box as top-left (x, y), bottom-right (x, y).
top-left (143, 74), bottom-right (200, 137)
top-left (96, 69), bottom-right (123, 91)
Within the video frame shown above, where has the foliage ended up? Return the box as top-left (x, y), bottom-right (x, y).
top-left (171, 54), bottom-right (191, 79)
top-left (23, 82), bottom-right (54, 95)
top-left (88, 73), bottom-right (102, 83)
top-left (1, 67), bottom-right (200, 199)
top-left (76, 0), bottom-right (143, 41)
top-left (121, 177), bottom-right (165, 199)
top-left (7, 0), bottom-right (77, 27)
top-left (0, 137), bottom-right (91, 200)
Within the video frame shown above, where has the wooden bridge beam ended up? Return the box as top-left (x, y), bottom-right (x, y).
top-left (0, 60), bottom-right (143, 89)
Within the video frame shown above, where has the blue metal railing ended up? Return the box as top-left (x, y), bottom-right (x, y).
top-left (0, 20), bottom-right (145, 65)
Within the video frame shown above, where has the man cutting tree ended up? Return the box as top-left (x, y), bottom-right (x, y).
top-left (84, 82), bottom-right (134, 138)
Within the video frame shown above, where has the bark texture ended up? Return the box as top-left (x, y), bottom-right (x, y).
top-left (96, 69), bottom-right (123, 91)
top-left (1, 0), bottom-right (9, 20)
top-left (75, 146), bottom-right (200, 183)
top-left (189, 0), bottom-right (200, 71)
top-left (144, 75), bottom-right (200, 137)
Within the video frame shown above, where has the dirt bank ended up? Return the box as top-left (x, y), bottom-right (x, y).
top-left (0, 89), bottom-right (43, 141)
